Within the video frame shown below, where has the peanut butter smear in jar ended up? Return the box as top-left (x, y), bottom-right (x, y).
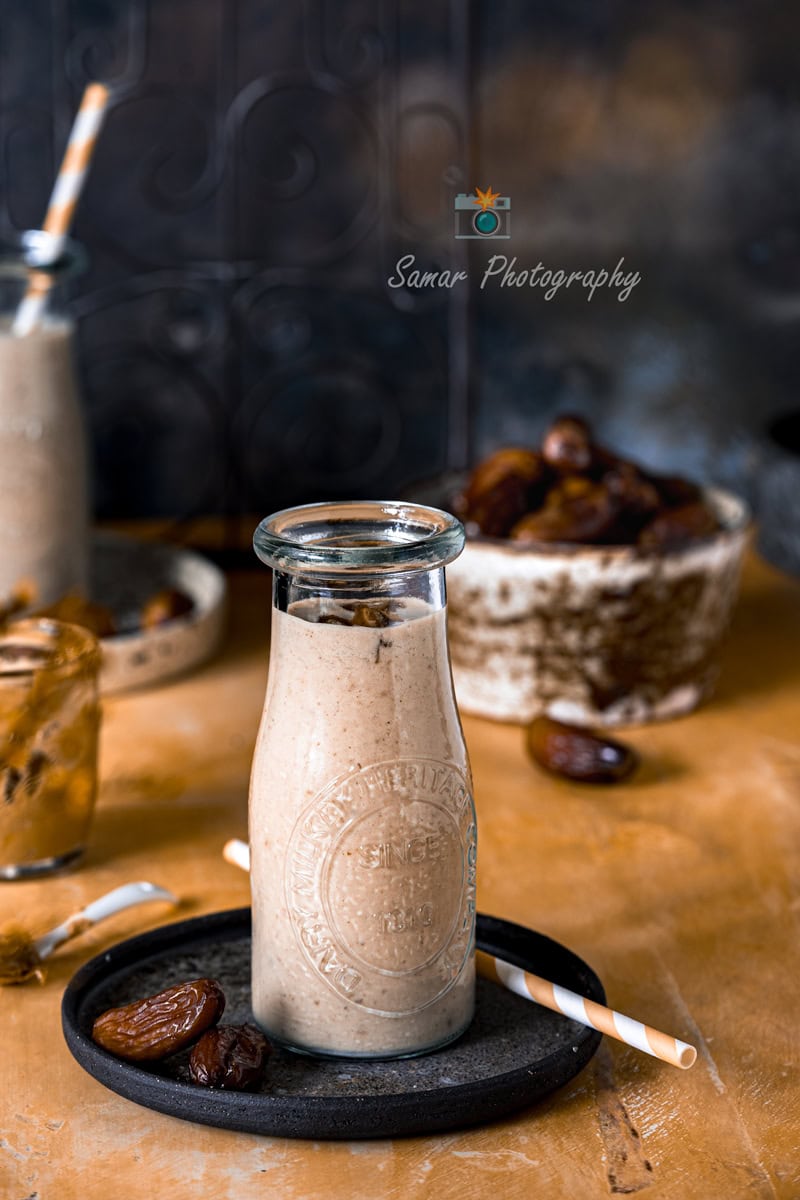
top-left (0, 618), bottom-right (101, 879)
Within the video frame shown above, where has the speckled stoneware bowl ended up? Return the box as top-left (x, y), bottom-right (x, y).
top-left (445, 487), bottom-right (750, 727)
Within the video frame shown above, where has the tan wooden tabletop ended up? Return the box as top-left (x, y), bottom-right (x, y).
top-left (2, 548), bottom-right (799, 1200)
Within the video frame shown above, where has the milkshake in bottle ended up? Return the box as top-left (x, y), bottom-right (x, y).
top-left (250, 501), bottom-right (476, 1058)
top-left (0, 236), bottom-right (89, 608)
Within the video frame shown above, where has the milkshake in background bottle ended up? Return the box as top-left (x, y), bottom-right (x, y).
top-left (0, 234), bottom-right (89, 609)
top-left (249, 501), bottom-right (477, 1058)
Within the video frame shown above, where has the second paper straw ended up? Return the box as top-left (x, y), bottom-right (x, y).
top-left (13, 82), bottom-right (110, 336)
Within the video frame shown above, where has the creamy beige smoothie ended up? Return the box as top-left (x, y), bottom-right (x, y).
top-left (249, 597), bottom-right (477, 1057)
top-left (0, 321), bottom-right (89, 607)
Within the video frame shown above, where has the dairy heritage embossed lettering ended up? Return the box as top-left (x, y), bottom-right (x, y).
top-left (285, 758), bottom-right (476, 1016)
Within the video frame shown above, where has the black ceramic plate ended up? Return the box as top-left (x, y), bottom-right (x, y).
top-left (62, 909), bottom-right (604, 1140)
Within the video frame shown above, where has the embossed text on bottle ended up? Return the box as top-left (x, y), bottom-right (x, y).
top-left (285, 759), bottom-right (476, 1016)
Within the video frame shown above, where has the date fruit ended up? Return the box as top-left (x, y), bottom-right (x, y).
top-left (189, 1023), bottom-right (271, 1091)
top-left (510, 479), bottom-right (620, 545)
top-left (541, 415), bottom-right (594, 474)
top-left (603, 463), bottom-right (661, 533)
top-left (647, 472), bottom-right (702, 509)
top-left (526, 716), bottom-right (638, 784)
top-left (351, 603), bottom-right (391, 628)
top-left (92, 978), bottom-right (226, 1062)
top-left (464, 448), bottom-right (551, 537)
top-left (459, 418), bottom-right (721, 550)
top-left (638, 502), bottom-right (719, 550)
top-left (316, 601), bottom-right (395, 627)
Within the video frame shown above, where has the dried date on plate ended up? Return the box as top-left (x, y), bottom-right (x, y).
top-left (527, 716), bottom-right (638, 784)
top-left (92, 978), bottom-right (225, 1062)
top-left (189, 1023), bottom-right (271, 1091)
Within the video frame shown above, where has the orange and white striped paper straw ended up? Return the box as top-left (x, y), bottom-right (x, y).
top-left (13, 82), bottom-right (110, 336)
top-left (477, 950), bottom-right (696, 1069)
top-left (221, 839), bottom-right (696, 1070)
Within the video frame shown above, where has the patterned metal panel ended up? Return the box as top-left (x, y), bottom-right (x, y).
top-left (1, 0), bottom-right (472, 517)
top-left (4, 0), bottom-right (800, 562)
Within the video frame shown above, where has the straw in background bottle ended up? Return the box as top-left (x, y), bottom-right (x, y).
top-left (12, 82), bottom-right (111, 337)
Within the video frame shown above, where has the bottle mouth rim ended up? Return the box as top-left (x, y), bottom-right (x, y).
top-left (254, 501), bottom-right (465, 575)
top-left (0, 230), bottom-right (86, 280)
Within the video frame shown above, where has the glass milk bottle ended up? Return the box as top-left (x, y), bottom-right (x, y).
top-left (250, 501), bottom-right (477, 1058)
top-left (0, 231), bottom-right (89, 609)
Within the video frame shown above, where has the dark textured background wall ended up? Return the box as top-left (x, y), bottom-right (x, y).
top-left (2, 1), bottom-right (800, 566)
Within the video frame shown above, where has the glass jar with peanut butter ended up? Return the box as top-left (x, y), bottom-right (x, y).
top-left (250, 501), bottom-right (476, 1059)
top-left (0, 618), bottom-right (101, 879)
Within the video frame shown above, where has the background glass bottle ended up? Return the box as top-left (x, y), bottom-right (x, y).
top-left (0, 230), bottom-right (90, 609)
